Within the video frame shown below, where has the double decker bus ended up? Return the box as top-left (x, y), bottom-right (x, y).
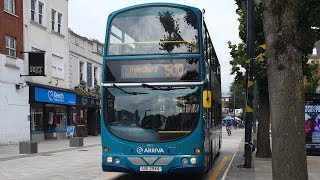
top-left (101, 3), bottom-right (222, 174)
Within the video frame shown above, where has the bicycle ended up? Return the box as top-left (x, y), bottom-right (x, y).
top-left (226, 125), bottom-right (232, 136)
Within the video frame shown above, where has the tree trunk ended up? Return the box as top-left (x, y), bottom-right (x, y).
top-left (262, 1), bottom-right (308, 179)
top-left (256, 89), bottom-right (272, 158)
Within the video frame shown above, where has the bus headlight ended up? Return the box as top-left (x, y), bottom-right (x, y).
top-left (106, 156), bottom-right (113, 163)
top-left (190, 157), bottom-right (197, 164)
top-left (114, 157), bottom-right (121, 164)
top-left (181, 157), bottom-right (188, 164)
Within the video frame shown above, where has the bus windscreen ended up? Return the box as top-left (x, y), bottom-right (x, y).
top-left (107, 6), bottom-right (199, 55)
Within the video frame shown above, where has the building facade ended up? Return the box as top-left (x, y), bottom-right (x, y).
top-left (0, 0), bottom-right (30, 145)
top-left (23, 0), bottom-right (73, 141)
top-left (69, 29), bottom-right (103, 136)
top-left (221, 93), bottom-right (243, 118)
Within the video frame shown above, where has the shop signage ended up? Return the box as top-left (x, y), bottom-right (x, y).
top-left (20, 51), bottom-right (46, 77)
top-left (29, 52), bottom-right (45, 76)
top-left (35, 87), bottom-right (76, 105)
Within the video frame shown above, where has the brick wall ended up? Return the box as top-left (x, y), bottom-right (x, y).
top-left (0, 0), bottom-right (24, 59)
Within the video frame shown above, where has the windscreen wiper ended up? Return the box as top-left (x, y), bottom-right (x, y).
top-left (113, 84), bottom-right (148, 95)
top-left (141, 83), bottom-right (193, 91)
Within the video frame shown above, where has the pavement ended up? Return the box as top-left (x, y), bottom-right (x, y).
top-left (224, 133), bottom-right (320, 180)
top-left (0, 132), bottom-right (320, 179)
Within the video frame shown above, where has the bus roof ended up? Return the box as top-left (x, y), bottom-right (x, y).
top-left (108, 3), bottom-right (201, 18)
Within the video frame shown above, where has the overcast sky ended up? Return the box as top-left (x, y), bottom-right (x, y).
top-left (68, 0), bottom-right (241, 93)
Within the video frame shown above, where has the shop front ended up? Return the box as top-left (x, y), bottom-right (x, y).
top-left (29, 85), bottom-right (77, 141)
top-left (76, 96), bottom-right (100, 137)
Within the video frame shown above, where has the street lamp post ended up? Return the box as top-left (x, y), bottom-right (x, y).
top-left (243, 0), bottom-right (254, 168)
top-left (233, 92), bottom-right (236, 123)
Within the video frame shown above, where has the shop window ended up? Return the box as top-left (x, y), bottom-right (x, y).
top-left (46, 104), bottom-right (67, 132)
top-left (31, 106), bottom-right (44, 131)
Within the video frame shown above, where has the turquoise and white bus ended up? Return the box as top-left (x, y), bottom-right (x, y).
top-left (101, 3), bottom-right (222, 174)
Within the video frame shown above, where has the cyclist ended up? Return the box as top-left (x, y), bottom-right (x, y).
top-left (226, 120), bottom-right (232, 136)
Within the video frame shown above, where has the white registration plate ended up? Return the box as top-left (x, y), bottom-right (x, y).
top-left (140, 166), bottom-right (162, 172)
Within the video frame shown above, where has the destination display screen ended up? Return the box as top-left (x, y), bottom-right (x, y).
top-left (121, 64), bottom-right (185, 79)
top-left (105, 59), bottom-right (199, 82)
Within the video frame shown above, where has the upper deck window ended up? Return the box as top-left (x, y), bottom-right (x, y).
top-left (107, 6), bottom-right (199, 55)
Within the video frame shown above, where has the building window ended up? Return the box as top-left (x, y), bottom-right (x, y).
top-left (97, 45), bottom-right (103, 54)
top-left (87, 63), bottom-right (92, 87)
top-left (313, 47), bottom-right (317, 55)
top-left (5, 35), bottom-right (16, 57)
top-left (58, 13), bottom-right (62, 33)
top-left (38, 2), bottom-right (43, 25)
top-left (52, 54), bottom-right (64, 79)
top-left (31, 0), bottom-right (36, 21)
top-left (79, 61), bottom-right (84, 82)
top-left (94, 66), bottom-right (98, 85)
top-left (4, 0), bottom-right (15, 14)
top-left (51, 9), bottom-right (56, 31)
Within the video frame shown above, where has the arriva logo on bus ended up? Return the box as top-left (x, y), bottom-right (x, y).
top-left (137, 147), bottom-right (165, 154)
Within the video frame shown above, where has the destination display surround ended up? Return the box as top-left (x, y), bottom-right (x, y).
top-left (105, 59), bottom-right (200, 82)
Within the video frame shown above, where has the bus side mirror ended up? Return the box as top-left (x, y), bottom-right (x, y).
top-left (203, 90), bottom-right (211, 108)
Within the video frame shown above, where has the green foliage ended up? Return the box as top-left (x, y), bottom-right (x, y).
top-left (230, 0), bottom-right (320, 94)
top-left (305, 63), bottom-right (319, 93)
top-left (73, 82), bottom-right (101, 99)
top-left (228, 81), bottom-right (246, 109)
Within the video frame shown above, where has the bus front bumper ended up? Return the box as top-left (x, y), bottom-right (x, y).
top-left (102, 163), bottom-right (205, 174)
top-left (102, 163), bottom-right (134, 173)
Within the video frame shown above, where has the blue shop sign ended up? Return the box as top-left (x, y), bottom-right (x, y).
top-left (35, 87), bottom-right (76, 105)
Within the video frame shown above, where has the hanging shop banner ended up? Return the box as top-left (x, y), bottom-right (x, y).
top-left (35, 87), bottom-right (76, 105)
top-left (29, 52), bottom-right (45, 76)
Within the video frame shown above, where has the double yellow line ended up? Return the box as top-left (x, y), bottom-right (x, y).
top-left (210, 156), bottom-right (230, 180)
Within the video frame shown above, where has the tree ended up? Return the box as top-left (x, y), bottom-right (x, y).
top-left (231, 0), bottom-right (320, 161)
top-left (262, 0), bottom-right (308, 179)
top-left (230, 0), bottom-right (272, 158)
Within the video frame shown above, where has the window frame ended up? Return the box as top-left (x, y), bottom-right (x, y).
top-left (51, 54), bottom-right (64, 79)
top-left (38, 1), bottom-right (44, 25)
top-left (5, 35), bottom-right (16, 58)
top-left (4, 0), bottom-right (15, 14)
top-left (94, 66), bottom-right (98, 85)
top-left (87, 62), bottom-right (92, 87)
top-left (31, 0), bottom-right (36, 21)
top-left (58, 13), bottom-right (62, 33)
top-left (79, 61), bottom-right (84, 82)
top-left (51, 9), bottom-right (56, 31)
